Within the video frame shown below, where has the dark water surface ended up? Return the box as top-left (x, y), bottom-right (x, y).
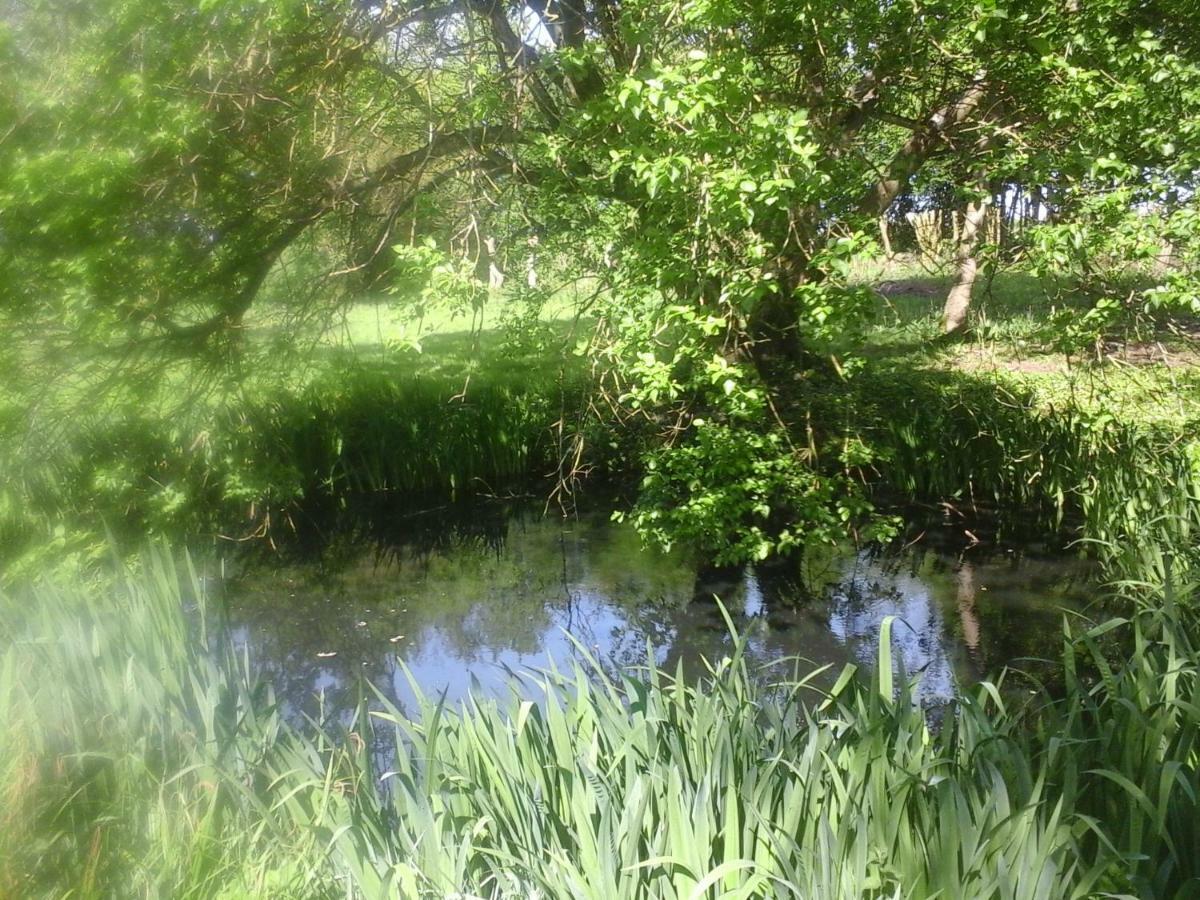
top-left (219, 505), bottom-right (1097, 719)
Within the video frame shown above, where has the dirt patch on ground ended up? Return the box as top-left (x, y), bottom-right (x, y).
top-left (952, 341), bottom-right (1200, 376)
top-left (874, 278), bottom-right (945, 298)
top-left (952, 348), bottom-right (1069, 375)
top-left (1099, 340), bottom-right (1200, 368)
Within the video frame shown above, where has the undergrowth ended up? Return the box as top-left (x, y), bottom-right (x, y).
top-left (0, 356), bottom-right (586, 578)
top-left (827, 365), bottom-right (1200, 579)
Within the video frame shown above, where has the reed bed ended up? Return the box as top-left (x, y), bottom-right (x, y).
top-left (4, 330), bottom-right (1194, 591)
top-left (837, 367), bottom-right (1200, 578)
top-left (0, 362), bottom-right (580, 573)
top-left (3, 552), bottom-right (1200, 897)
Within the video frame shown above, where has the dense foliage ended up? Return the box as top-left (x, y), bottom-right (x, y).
top-left (4, 4), bottom-right (1200, 896)
top-left (3, 0), bottom-right (1199, 563)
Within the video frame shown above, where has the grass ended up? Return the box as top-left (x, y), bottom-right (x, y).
top-left (858, 257), bottom-right (1200, 429)
top-left (828, 258), bottom-right (1200, 578)
top-left (3, 254), bottom-right (1197, 582)
top-left (300, 276), bottom-right (598, 358)
top-left (4, 548), bottom-right (1200, 897)
top-left (0, 283), bottom-right (596, 577)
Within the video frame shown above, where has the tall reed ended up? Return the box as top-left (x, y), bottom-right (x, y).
top-left (0, 361), bottom-right (582, 574)
top-left (835, 366), bottom-right (1200, 579)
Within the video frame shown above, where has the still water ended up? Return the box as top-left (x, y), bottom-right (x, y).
top-left (221, 505), bottom-right (1096, 719)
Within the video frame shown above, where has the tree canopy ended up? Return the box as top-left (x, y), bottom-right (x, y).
top-left (4, 0), bottom-right (1197, 342)
top-left (3, 0), bottom-right (1199, 558)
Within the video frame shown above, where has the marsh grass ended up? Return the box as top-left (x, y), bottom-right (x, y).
top-left (831, 364), bottom-right (1200, 583)
top-left (0, 556), bottom-right (301, 897)
top-left (839, 265), bottom-right (1200, 580)
top-left (4, 551), bottom-right (1200, 897)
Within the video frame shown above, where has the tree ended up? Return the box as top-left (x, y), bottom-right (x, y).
top-left (3, 0), bottom-right (1199, 560)
top-left (6, 0), bottom-right (1197, 347)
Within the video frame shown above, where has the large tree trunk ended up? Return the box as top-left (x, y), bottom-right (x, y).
top-left (749, 290), bottom-right (802, 361)
top-left (942, 195), bottom-right (989, 334)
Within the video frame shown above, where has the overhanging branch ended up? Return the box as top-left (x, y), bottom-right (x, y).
top-left (857, 80), bottom-right (989, 217)
top-left (352, 124), bottom-right (518, 193)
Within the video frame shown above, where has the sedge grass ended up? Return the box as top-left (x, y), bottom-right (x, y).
top-left (831, 364), bottom-right (1200, 583)
top-left (0, 341), bottom-right (587, 578)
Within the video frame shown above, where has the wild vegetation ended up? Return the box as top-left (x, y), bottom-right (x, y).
top-left (3, 0), bottom-right (1199, 567)
top-left (0, 326), bottom-right (586, 574)
top-left (2, 0), bottom-right (1200, 895)
top-left (3, 551), bottom-right (1200, 898)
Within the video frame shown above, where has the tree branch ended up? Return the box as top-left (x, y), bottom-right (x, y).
top-left (160, 214), bottom-right (318, 344)
top-left (351, 124), bottom-right (518, 193)
top-left (467, 0), bottom-right (563, 126)
top-left (857, 80), bottom-right (988, 217)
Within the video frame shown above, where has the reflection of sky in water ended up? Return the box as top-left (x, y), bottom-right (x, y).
top-left (829, 558), bottom-right (956, 703)
top-left (387, 595), bottom-right (656, 709)
top-left (223, 513), bottom-right (1091, 720)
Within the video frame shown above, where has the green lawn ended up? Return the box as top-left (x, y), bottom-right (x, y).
top-left (858, 257), bottom-right (1200, 430)
top-left (239, 274), bottom-right (602, 389)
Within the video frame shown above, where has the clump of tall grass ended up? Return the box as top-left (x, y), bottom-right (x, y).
top-left (4, 551), bottom-right (1200, 897)
top-left (0, 555), bottom-right (309, 897)
top-left (0, 357), bottom-right (584, 576)
top-left (836, 365), bottom-right (1200, 580)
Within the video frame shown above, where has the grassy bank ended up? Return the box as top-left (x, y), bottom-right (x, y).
top-left (4, 264), bottom-right (1197, 582)
top-left (858, 260), bottom-right (1200, 431)
top-left (832, 364), bottom-right (1200, 576)
top-left (0, 306), bottom-right (591, 576)
top-left (4, 551), bottom-right (1200, 897)
top-left (831, 265), bottom-right (1200, 578)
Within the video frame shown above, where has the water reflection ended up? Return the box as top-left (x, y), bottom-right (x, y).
top-left (219, 506), bottom-right (1093, 721)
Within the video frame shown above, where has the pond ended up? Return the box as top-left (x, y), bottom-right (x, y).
top-left (218, 502), bottom-right (1097, 720)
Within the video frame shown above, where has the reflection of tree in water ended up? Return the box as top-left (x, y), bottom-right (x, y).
top-left (600, 560), bottom-right (849, 683)
top-left (827, 552), bottom-right (958, 704)
top-left (224, 507), bottom-right (697, 713)
top-left (283, 495), bottom-right (520, 573)
top-left (225, 619), bottom-right (394, 725)
top-left (221, 500), bottom-right (1095, 724)
top-left (956, 562), bottom-right (981, 657)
